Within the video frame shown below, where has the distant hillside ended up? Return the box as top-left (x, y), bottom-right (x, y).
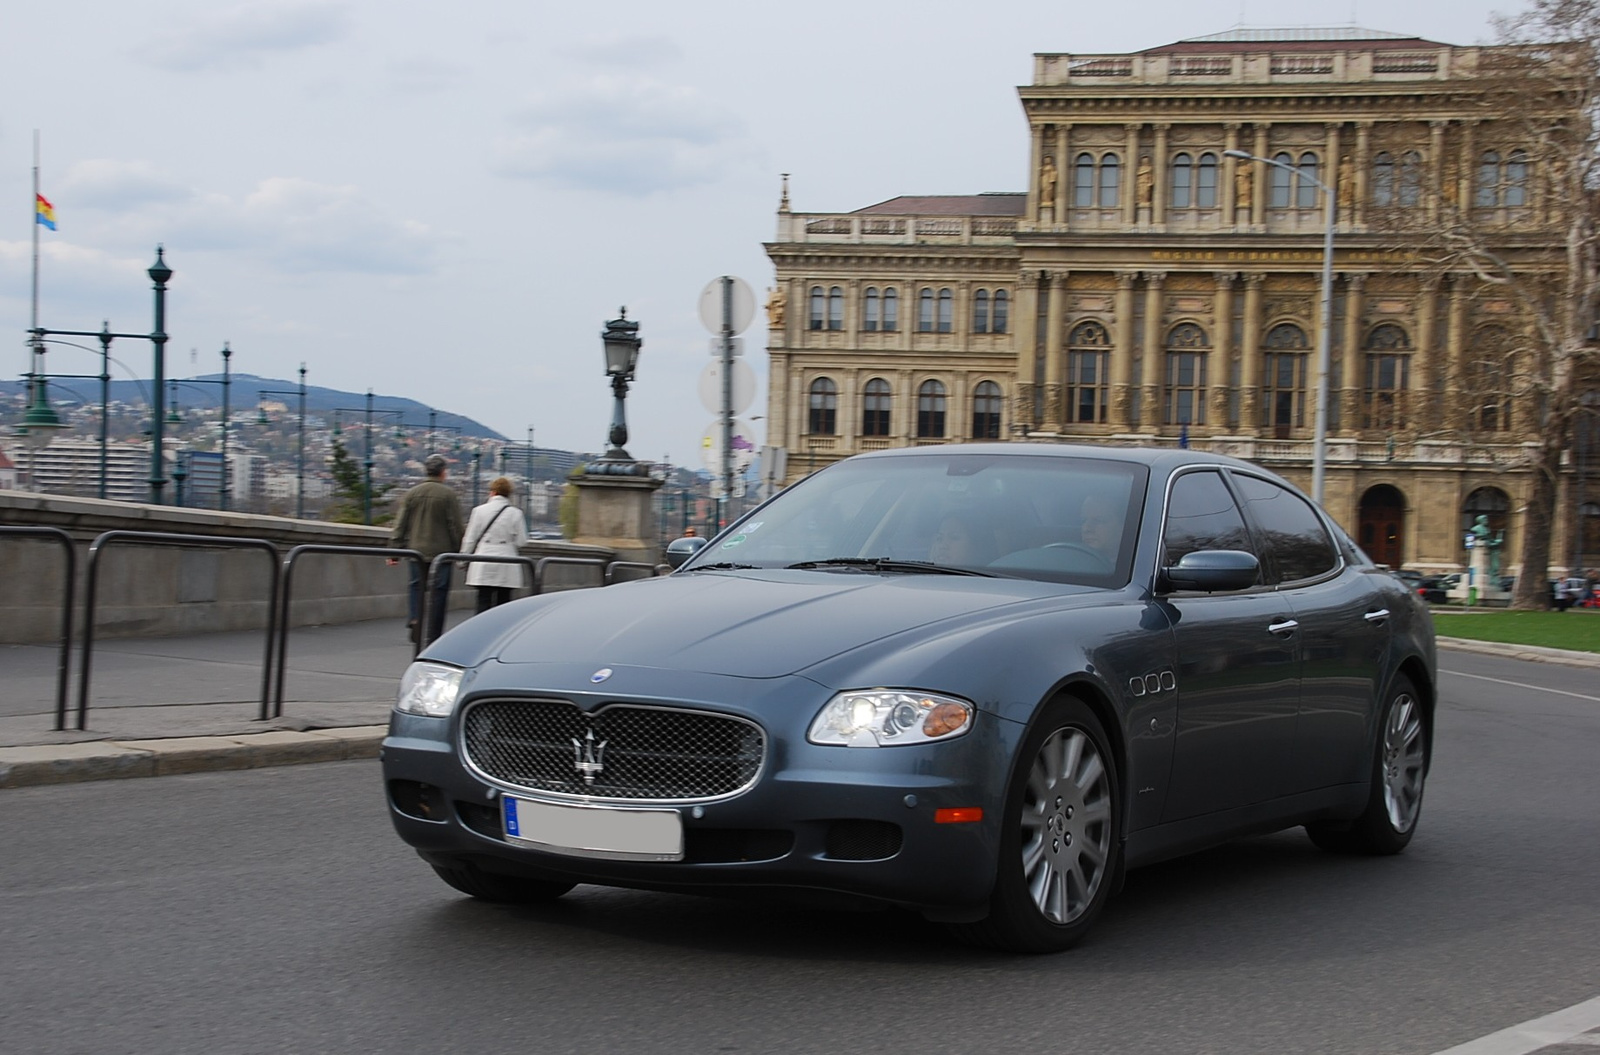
top-left (1, 373), bottom-right (507, 441)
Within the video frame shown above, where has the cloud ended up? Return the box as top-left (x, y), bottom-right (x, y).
top-left (143, 1), bottom-right (351, 72)
top-left (61, 160), bottom-right (194, 210)
top-left (386, 56), bottom-right (468, 94)
top-left (494, 75), bottom-right (754, 195)
top-left (558, 33), bottom-right (684, 68)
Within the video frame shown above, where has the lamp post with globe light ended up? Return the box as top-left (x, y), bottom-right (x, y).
top-left (1223, 148), bottom-right (1335, 505)
top-left (591, 309), bottom-right (645, 475)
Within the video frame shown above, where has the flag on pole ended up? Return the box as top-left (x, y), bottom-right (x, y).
top-left (35, 194), bottom-right (56, 230)
top-left (1179, 422), bottom-right (1190, 449)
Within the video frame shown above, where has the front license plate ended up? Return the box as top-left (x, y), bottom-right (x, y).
top-left (502, 795), bottom-right (684, 862)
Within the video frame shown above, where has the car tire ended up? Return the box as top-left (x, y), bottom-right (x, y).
top-left (430, 862), bottom-right (576, 903)
top-left (1306, 674), bottom-right (1427, 855)
top-left (950, 697), bottom-right (1120, 953)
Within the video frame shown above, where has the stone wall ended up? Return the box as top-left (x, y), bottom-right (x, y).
top-left (0, 490), bottom-right (618, 644)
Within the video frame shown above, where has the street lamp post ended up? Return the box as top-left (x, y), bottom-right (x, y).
top-left (146, 247), bottom-right (172, 504)
top-left (592, 309), bottom-right (644, 475)
top-left (1224, 149), bottom-right (1336, 505)
top-left (257, 363), bottom-right (308, 518)
top-left (332, 391), bottom-right (405, 525)
top-left (525, 425), bottom-right (534, 523)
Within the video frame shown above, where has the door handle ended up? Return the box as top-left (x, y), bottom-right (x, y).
top-left (1364, 608), bottom-right (1391, 625)
top-left (1267, 619), bottom-right (1299, 636)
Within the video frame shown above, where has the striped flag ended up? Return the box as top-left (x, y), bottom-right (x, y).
top-left (35, 193), bottom-right (56, 230)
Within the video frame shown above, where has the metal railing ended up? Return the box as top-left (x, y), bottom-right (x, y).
top-left (420, 552), bottom-right (541, 649)
top-left (77, 530), bottom-right (281, 731)
top-left (0, 526), bottom-right (76, 730)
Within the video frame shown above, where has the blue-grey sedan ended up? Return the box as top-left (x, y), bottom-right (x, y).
top-left (382, 444), bottom-right (1435, 952)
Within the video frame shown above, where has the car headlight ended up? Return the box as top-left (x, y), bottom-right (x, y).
top-left (808, 689), bottom-right (974, 747)
top-left (396, 662), bottom-right (465, 718)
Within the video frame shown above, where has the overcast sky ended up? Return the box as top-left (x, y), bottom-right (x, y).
top-left (3, 0), bottom-right (1519, 471)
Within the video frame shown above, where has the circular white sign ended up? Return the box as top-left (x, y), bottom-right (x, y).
top-left (701, 418), bottom-right (758, 473)
top-left (698, 276), bottom-right (756, 336)
top-left (697, 359), bottom-right (757, 416)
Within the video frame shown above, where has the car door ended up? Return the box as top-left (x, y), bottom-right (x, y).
top-left (1158, 469), bottom-right (1300, 822)
top-left (1232, 472), bottom-right (1389, 793)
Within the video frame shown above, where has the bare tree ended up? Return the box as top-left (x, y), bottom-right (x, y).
top-left (1365, 1), bottom-right (1598, 607)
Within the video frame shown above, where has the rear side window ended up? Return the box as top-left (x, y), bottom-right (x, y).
top-left (1163, 471), bottom-right (1254, 566)
top-left (1233, 474), bottom-right (1338, 583)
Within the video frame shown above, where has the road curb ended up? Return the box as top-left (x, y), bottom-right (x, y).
top-left (0, 726), bottom-right (386, 789)
top-left (1436, 636), bottom-right (1600, 668)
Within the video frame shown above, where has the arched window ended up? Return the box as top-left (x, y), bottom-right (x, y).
top-left (1196, 152), bottom-right (1218, 209)
top-left (1477, 151), bottom-right (1501, 208)
top-left (807, 378), bottom-right (837, 435)
top-left (1372, 152), bottom-right (1395, 207)
top-left (918, 288), bottom-right (935, 332)
top-left (862, 378), bottom-right (892, 437)
top-left (992, 289), bottom-right (1009, 334)
top-left (973, 289), bottom-right (990, 334)
top-left (1164, 323), bottom-right (1210, 426)
top-left (1269, 152), bottom-right (1294, 208)
top-left (971, 380), bottom-right (1003, 439)
top-left (917, 380), bottom-right (947, 438)
top-left (1099, 153), bottom-right (1120, 208)
top-left (1067, 321), bottom-right (1112, 424)
top-left (1263, 323), bottom-right (1309, 433)
top-left (937, 288), bottom-right (953, 333)
top-left (827, 286), bottom-right (844, 331)
top-left (882, 288), bottom-right (899, 332)
top-left (862, 287), bottom-right (880, 332)
top-left (808, 286), bottom-right (825, 331)
top-left (1074, 153), bottom-right (1095, 207)
top-left (1296, 152), bottom-right (1320, 209)
top-left (1171, 152), bottom-right (1193, 209)
top-left (1363, 324), bottom-right (1413, 429)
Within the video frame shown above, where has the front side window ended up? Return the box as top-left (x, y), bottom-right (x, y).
top-left (1263, 323), bottom-right (1309, 431)
top-left (1363, 324), bottom-right (1413, 430)
top-left (1233, 474), bottom-right (1337, 582)
top-left (882, 288), bottom-right (899, 332)
top-left (1269, 152), bottom-right (1294, 208)
top-left (827, 287), bottom-right (844, 331)
top-left (808, 377), bottom-right (838, 435)
top-left (1196, 152), bottom-right (1218, 209)
top-left (1296, 152), bottom-right (1319, 209)
top-left (992, 290), bottom-right (1009, 334)
top-left (1163, 470), bottom-right (1255, 569)
top-left (809, 286), bottom-right (825, 331)
top-left (1171, 152), bottom-right (1193, 209)
top-left (918, 288), bottom-right (935, 332)
top-left (1067, 321), bottom-right (1112, 424)
top-left (1074, 152), bottom-right (1096, 208)
top-left (917, 380), bottom-right (947, 438)
top-left (937, 288), bottom-right (953, 333)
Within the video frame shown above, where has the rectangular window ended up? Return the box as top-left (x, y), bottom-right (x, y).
top-left (1262, 353), bottom-right (1307, 433)
top-left (1164, 352), bottom-right (1208, 425)
top-left (1066, 351), bottom-right (1109, 424)
top-left (1363, 354), bottom-right (1410, 429)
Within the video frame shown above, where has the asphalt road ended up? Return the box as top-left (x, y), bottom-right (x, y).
top-left (3, 650), bottom-right (1598, 1055)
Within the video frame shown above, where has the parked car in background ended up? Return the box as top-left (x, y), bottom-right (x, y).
top-left (383, 444), bottom-right (1437, 953)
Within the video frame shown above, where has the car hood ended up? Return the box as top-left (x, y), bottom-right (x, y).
top-left (489, 570), bottom-right (1075, 679)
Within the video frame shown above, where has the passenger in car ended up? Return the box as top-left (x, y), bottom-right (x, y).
top-left (1079, 492), bottom-right (1125, 562)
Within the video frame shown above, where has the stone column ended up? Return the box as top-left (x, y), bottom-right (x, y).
top-left (1111, 272), bottom-right (1136, 429)
top-left (1354, 122), bottom-right (1372, 227)
top-left (1212, 272), bottom-right (1235, 428)
top-left (1458, 121), bottom-right (1477, 216)
top-left (1415, 277), bottom-right (1441, 431)
top-left (1340, 273), bottom-right (1367, 434)
top-left (1325, 123), bottom-right (1342, 223)
top-left (1240, 273), bottom-right (1265, 432)
top-left (1012, 271), bottom-right (1041, 432)
top-left (1152, 123), bottom-right (1170, 227)
top-left (1428, 121), bottom-right (1448, 222)
top-left (1251, 125), bottom-right (1269, 227)
top-left (1141, 272), bottom-right (1166, 433)
top-left (1446, 275), bottom-right (1469, 429)
top-left (1055, 124), bottom-right (1071, 222)
top-left (1123, 124), bottom-right (1141, 226)
top-left (1042, 271), bottom-right (1067, 432)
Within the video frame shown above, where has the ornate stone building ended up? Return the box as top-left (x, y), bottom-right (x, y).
top-left (764, 27), bottom-right (1591, 576)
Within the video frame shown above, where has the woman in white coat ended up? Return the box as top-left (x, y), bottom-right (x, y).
top-left (462, 477), bottom-right (529, 613)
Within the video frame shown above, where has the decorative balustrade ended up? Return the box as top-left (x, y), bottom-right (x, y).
top-left (780, 213), bottom-right (1019, 245)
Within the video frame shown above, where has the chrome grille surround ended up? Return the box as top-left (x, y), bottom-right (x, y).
top-left (459, 697), bottom-right (767, 804)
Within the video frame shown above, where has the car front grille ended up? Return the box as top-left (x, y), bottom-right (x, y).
top-left (461, 699), bottom-right (765, 803)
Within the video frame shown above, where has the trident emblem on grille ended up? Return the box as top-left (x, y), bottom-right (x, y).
top-left (572, 728), bottom-right (608, 785)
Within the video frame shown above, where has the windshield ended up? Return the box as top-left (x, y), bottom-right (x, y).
top-left (684, 452), bottom-right (1147, 586)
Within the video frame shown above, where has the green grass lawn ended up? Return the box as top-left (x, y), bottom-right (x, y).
top-left (1431, 610), bottom-right (1600, 653)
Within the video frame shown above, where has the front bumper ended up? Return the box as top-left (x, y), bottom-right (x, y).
top-left (381, 670), bottom-right (1024, 915)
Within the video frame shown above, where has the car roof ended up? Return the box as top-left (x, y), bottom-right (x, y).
top-left (854, 441), bottom-right (1276, 477)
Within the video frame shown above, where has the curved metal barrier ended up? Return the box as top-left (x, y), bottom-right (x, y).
top-left (1, 526), bottom-right (76, 730)
top-left (420, 552), bottom-right (540, 648)
top-left (605, 560), bottom-right (668, 585)
top-left (274, 544), bottom-right (422, 718)
top-left (77, 530), bottom-right (280, 731)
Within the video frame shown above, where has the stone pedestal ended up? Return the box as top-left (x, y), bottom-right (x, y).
top-left (571, 469), bottom-right (664, 564)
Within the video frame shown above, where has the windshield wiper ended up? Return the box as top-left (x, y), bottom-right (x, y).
top-left (785, 557), bottom-right (994, 577)
top-left (688, 562), bottom-right (761, 571)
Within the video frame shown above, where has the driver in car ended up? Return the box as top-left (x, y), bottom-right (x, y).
top-left (1079, 492), bottom-right (1125, 563)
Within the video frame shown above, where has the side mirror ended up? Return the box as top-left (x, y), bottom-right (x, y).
top-left (665, 536), bottom-right (710, 569)
top-left (1160, 549), bottom-right (1260, 593)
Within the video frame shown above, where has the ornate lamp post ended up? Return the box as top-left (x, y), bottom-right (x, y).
top-left (146, 247), bottom-right (172, 504)
top-left (257, 363), bottom-right (308, 518)
top-left (592, 309), bottom-right (643, 474)
top-left (1224, 149), bottom-right (1336, 505)
top-left (14, 373), bottom-right (69, 491)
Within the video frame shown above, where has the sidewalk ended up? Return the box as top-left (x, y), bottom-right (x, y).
top-left (2, 620), bottom-right (1594, 789)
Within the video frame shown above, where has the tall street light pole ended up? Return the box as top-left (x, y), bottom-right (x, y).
top-left (257, 364), bottom-right (308, 518)
top-left (219, 342), bottom-right (232, 511)
top-left (1224, 149), bottom-right (1336, 505)
top-left (146, 247), bottom-right (172, 505)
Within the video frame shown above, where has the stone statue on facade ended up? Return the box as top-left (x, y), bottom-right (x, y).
top-left (1337, 154), bottom-right (1356, 213)
top-left (1039, 156), bottom-right (1058, 217)
top-left (1136, 156), bottom-right (1154, 208)
top-left (1234, 160), bottom-right (1253, 209)
top-left (765, 286), bottom-right (786, 328)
